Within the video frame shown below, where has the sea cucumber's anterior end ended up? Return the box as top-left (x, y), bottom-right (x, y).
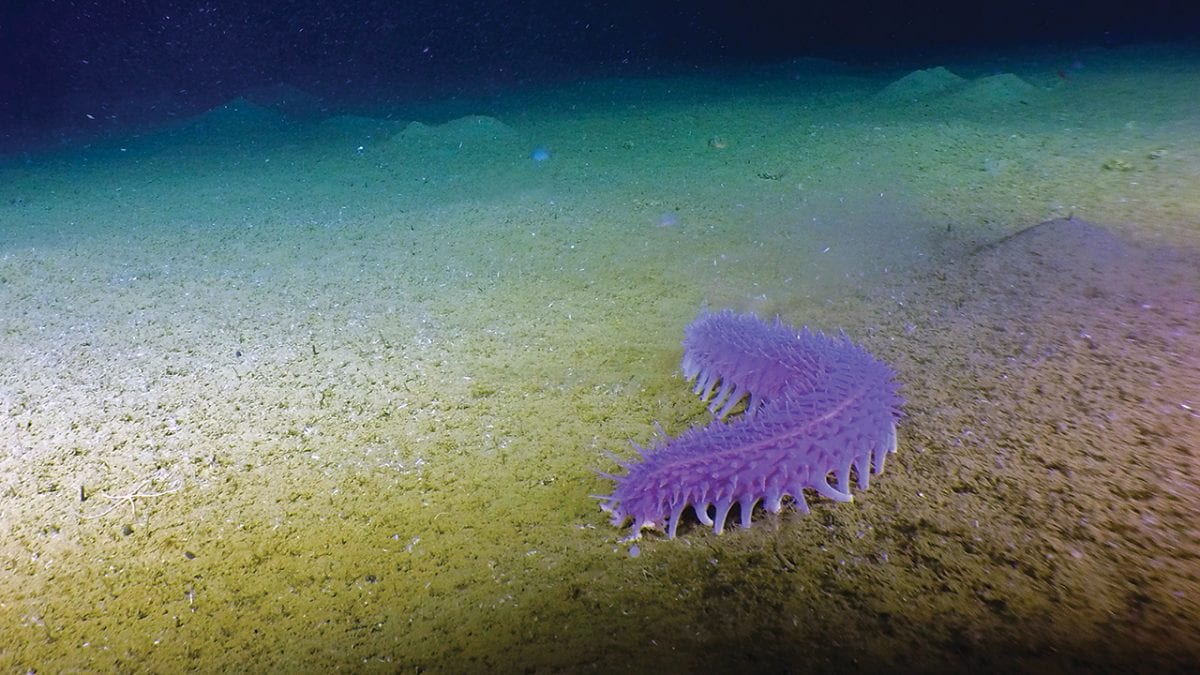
top-left (598, 496), bottom-right (655, 540)
top-left (595, 494), bottom-right (626, 525)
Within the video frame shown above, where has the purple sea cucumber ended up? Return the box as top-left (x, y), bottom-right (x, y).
top-left (599, 309), bottom-right (903, 540)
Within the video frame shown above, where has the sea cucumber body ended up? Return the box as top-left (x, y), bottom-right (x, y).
top-left (600, 310), bottom-right (903, 540)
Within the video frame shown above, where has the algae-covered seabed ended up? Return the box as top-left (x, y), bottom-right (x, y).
top-left (2, 44), bottom-right (1198, 672)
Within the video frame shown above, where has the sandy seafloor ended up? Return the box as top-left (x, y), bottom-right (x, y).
top-left (1, 42), bottom-right (1199, 673)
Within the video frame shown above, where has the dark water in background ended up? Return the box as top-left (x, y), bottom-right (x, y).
top-left (2, 1), bottom-right (1198, 153)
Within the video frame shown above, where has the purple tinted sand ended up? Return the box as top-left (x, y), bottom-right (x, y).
top-left (600, 309), bottom-right (903, 540)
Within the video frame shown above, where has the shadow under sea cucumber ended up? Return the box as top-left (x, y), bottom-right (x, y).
top-left (599, 309), bottom-right (903, 541)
